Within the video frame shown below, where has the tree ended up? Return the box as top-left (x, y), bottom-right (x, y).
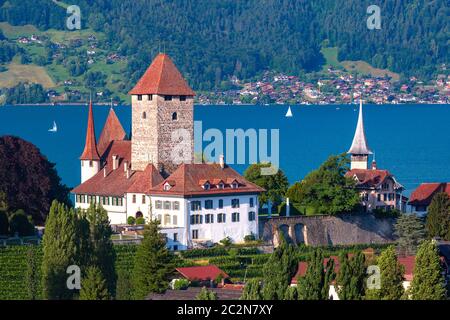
top-left (132, 220), bottom-right (174, 299)
top-left (8, 209), bottom-right (35, 236)
top-left (79, 266), bottom-right (110, 300)
top-left (25, 247), bottom-right (40, 300)
top-left (426, 192), bottom-right (450, 241)
top-left (116, 270), bottom-right (133, 300)
top-left (41, 201), bottom-right (78, 300)
top-left (286, 154), bottom-right (360, 215)
top-left (0, 136), bottom-right (71, 225)
top-left (336, 252), bottom-right (365, 300)
top-left (85, 204), bottom-right (116, 297)
top-left (374, 246), bottom-right (404, 300)
top-left (410, 240), bottom-right (446, 300)
top-left (261, 234), bottom-right (297, 300)
top-left (196, 287), bottom-right (218, 300)
top-left (241, 279), bottom-right (263, 300)
top-left (297, 248), bottom-right (330, 300)
top-left (284, 286), bottom-right (299, 300)
top-left (394, 214), bottom-right (426, 256)
top-left (244, 163), bottom-right (289, 210)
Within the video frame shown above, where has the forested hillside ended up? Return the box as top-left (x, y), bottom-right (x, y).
top-left (0, 0), bottom-right (448, 91)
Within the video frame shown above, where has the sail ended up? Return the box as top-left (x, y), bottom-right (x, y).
top-left (285, 106), bottom-right (293, 117)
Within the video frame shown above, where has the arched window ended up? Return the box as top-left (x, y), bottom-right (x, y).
top-left (142, 111), bottom-right (146, 119)
top-left (164, 214), bottom-right (171, 225)
top-left (172, 112), bottom-right (177, 120)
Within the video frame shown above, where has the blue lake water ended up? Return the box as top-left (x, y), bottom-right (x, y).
top-left (0, 104), bottom-right (449, 196)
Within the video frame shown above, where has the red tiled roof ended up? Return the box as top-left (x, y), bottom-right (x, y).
top-left (398, 256), bottom-right (415, 282)
top-left (127, 164), bottom-right (164, 194)
top-left (409, 183), bottom-right (450, 206)
top-left (72, 140), bottom-right (138, 197)
top-left (80, 101), bottom-right (100, 160)
top-left (129, 53), bottom-right (195, 96)
top-left (345, 169), bottom-right (392, 189)
top-left (291, 255), bottom-right (354, 284)
top-left (175, 265), bottom-right (229, 282)
top-left (97, 108), bottom-right (127, 156)
top-left (150, 163), bottom-right (265, 196)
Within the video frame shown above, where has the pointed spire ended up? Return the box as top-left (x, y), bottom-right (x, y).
top-left (80, 98), bottom-right (100, 160)
top-left (128, 53), bottom-right (195, 96)
top-left (97, 107), bottom-right (126, 155)
top-left (348, 99), bottom-right (373, 155)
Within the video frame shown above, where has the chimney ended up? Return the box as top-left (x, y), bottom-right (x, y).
top-left (112, 155), bottom-right (119, 170)
top-left (126, 169), bottom-right (130, 179)
top-left (124, 160), bottom-right (128, 172)
top-left (219, 154), bottom-right (225, 169)
top-left (103, 167), bottom-right (107, 178)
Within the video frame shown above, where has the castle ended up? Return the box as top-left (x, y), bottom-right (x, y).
top-left (72, 54), bottom-right (264, 250)
top-left (345, 101), bottom-right (407, 212)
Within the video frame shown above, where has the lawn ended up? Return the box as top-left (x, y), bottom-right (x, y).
top-left (341, 60), bottom-right (400, 81)
top-left (0, 62), bottom-right (55, 88)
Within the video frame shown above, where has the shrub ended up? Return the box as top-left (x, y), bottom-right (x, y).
top-left (9, 210), bottom-right (35, 236)
top-left (173, 279), bottom-right (189, 290)
top-left (220, 237), bottom-right (232, 246)
top-left (244, 234), bottom-right (256, 242)
top-left (135, 217), bottom-right (145, 225)
top-left (127, 216), bottom-right (136, 225)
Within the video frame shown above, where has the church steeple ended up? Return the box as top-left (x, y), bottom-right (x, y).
top-left (348, 100), bottom-right (373, 170)
top-left (80, 99), bottom-right (100, 183)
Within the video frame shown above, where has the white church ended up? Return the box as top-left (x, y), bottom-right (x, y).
top-left (72, 54), bottom-right (264, 250)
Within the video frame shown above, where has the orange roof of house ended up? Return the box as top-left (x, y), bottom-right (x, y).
top-left (176, 265), bottom-right (229, 282)
top-left (150, 163), bottom-right (265, 196)
top-left (397, 256), bottom-right (415, 282)
top-left (409, 183), bottom-right (450, 206)
top-left (80, 101), bottom-right (100, 160)
top-left (345, 169), bottom-right (394, 189)
top-left (97, 108), bottom-right (127, 156)
top-left (127, 164), bottom-right (164, 194)
top-left (129, 53), bottom-right (195, 96)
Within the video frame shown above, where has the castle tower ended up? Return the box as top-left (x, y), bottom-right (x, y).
top-left (80, 100), bottom-right (100, 183)
top-left (129, 54), bottom-right (195, 175)
top-left (347, 100), bottom-right (372, 170)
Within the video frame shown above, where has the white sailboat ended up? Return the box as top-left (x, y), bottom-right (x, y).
top-left (48, 121), bottom-right (57, 133)
top-left (285, 106), bottom-right (293, 117)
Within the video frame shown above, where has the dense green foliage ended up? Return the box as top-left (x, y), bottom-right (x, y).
top-left (394, 213), bottom-right (426, 256)
top-left (4, 82), bottom-right (49, 104)
top-left (0, 136), bottom-right (71, 225)
top-left (370, 246), bottom-right (404, 300)
top-left (25, 246), bottom-right (40, 300)
top-left (240, 279), bottom-right (263, 300)
top-left (8, 209), bottom-right (35, 236)
top-left (79, 266), bottom-right (110, 300)
top-left (410, 240), bottom-right (447, 300)
top-left (336, 252), bottom-right (366, 300)
top-left (196, 287), bottom-right (218, 300)
top-left (132, 220), bottom-right (174, 299)
top-left (297, 248), bottom-right (329, 300)
top-left (286, 154), bottom-right (360, 215)
top-left (426, 193), bottom-right (450, 241)
top-left (244, 163), bottom-right (289, 210)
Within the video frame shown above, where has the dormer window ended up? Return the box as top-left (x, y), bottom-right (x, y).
top-left (218, 182), bottom-right (224, 189)
top-left (203, 182), bottom-right (210, 190)
top-left (164, 182), bottom-right (172, 191)
top-left (231, 182), bottom-right (238, 189)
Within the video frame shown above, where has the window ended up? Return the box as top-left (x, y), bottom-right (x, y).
top-left (218, 182), bottom-right (224, 189)
top-left (231, 182), bottom-right (238, 189)
top-left (164, 95), bottom-right (173, 101)
top-left (172, 112), bottom-right (177, 120)
top-left (383, 194), bottom-right (388, 201)
top-left (205, 214), bottom-right (214, 224)
top-left (205, 200), bottom-right (213, 209)
top-left (164, 214), bottom-right (171, 225)
top-left (377, 194), bottom-right (381, 202)
top-left (180, 95), bottom-right (187, 101)
top-left (112, 197), bottom-right (117, 206)
top-left (388, 193), bottom-right (395, 201)
top-left (147, 94), bottom-right (153, 101)
top-left (173, 201), bottom-right (180, 210)
top-left (173, 245), bottom-right (178, 251)
top-left (132, 194), bottom-right (136, 204)
top-left (157, 214), bottom-right (162, 222)
top-left (101, 196), bottom-right (109, 206)
top-left (248, 211), bottom-right (256, 221)
top-left (218, 199), bottom-right (223, 209)
top-left (118, 197), bottom-right (123, 206)
top-left (155, 200), bottom-right (162, 209)
top-left (190, 215), bottom-right (203, 225)
top-left (250, 197), bottom-right (254, 208)
top-left (382, 183), bottom-right (389, 190)
top-left (203, 183), bottom-right (210, 190)
top-left (191, 201), bottom-right (201, 211)
top-left (89, 160), bottom-right (93, 167)
top-left (137, 95), bottom-right (142, 101)
top-left (142, 111), bottom-right (146, 119)
top-left (232, 212), bottom-right (240, 222)
top-left (172, 215), bottom-right (178, 226)
top-left (164, 183), bottom-right (171, 191)
top-left (231, 199), bottom-right (240, 208)
top-left (164, 201), bottom-right (171, 210)
top-left (142, 195), bottom-right (146, 204)
top-left (217, 213), bottom-right (226, 223)
top-left (173, 233), bottom-right (178, 242)
top-left (192, 230), bottom-right (199, 240)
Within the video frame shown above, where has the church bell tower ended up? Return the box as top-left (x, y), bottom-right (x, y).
top-left (348, 100), bottom-right (373, 170)
top-left (129, 54), bottom-right (195, 176)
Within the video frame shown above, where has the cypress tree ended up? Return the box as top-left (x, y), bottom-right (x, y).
top-left (116, 270), bottom-right (133, 300)
top-left (132, 220), bottom-right (174, 299)
top-left (41, 201), bottom-right (78, 300)
top-left (297, 248), bottom-right (325, 300)
top-left (322, 258), bottom-right (335, 299)
top-left (410, 240), bottom-right (446, 300)
top-left (79, 266), bottom-right (110, 300)
top-left (284, 285), bottom-right (299, 300)
top-left (376, 246), bottom-right (404, 300)
top-left (261, 234), bottom-right (297, 300)
top-left (394, 213), bottom-right (426, 256)
top-left (196, 287), bottom-right (218, 300)
top-left (426, 192), bottom-right (450, 240)
top-left (336, 252), bottom-right (366, 300)
top-left (241, 279), bottom-right (263, 300)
